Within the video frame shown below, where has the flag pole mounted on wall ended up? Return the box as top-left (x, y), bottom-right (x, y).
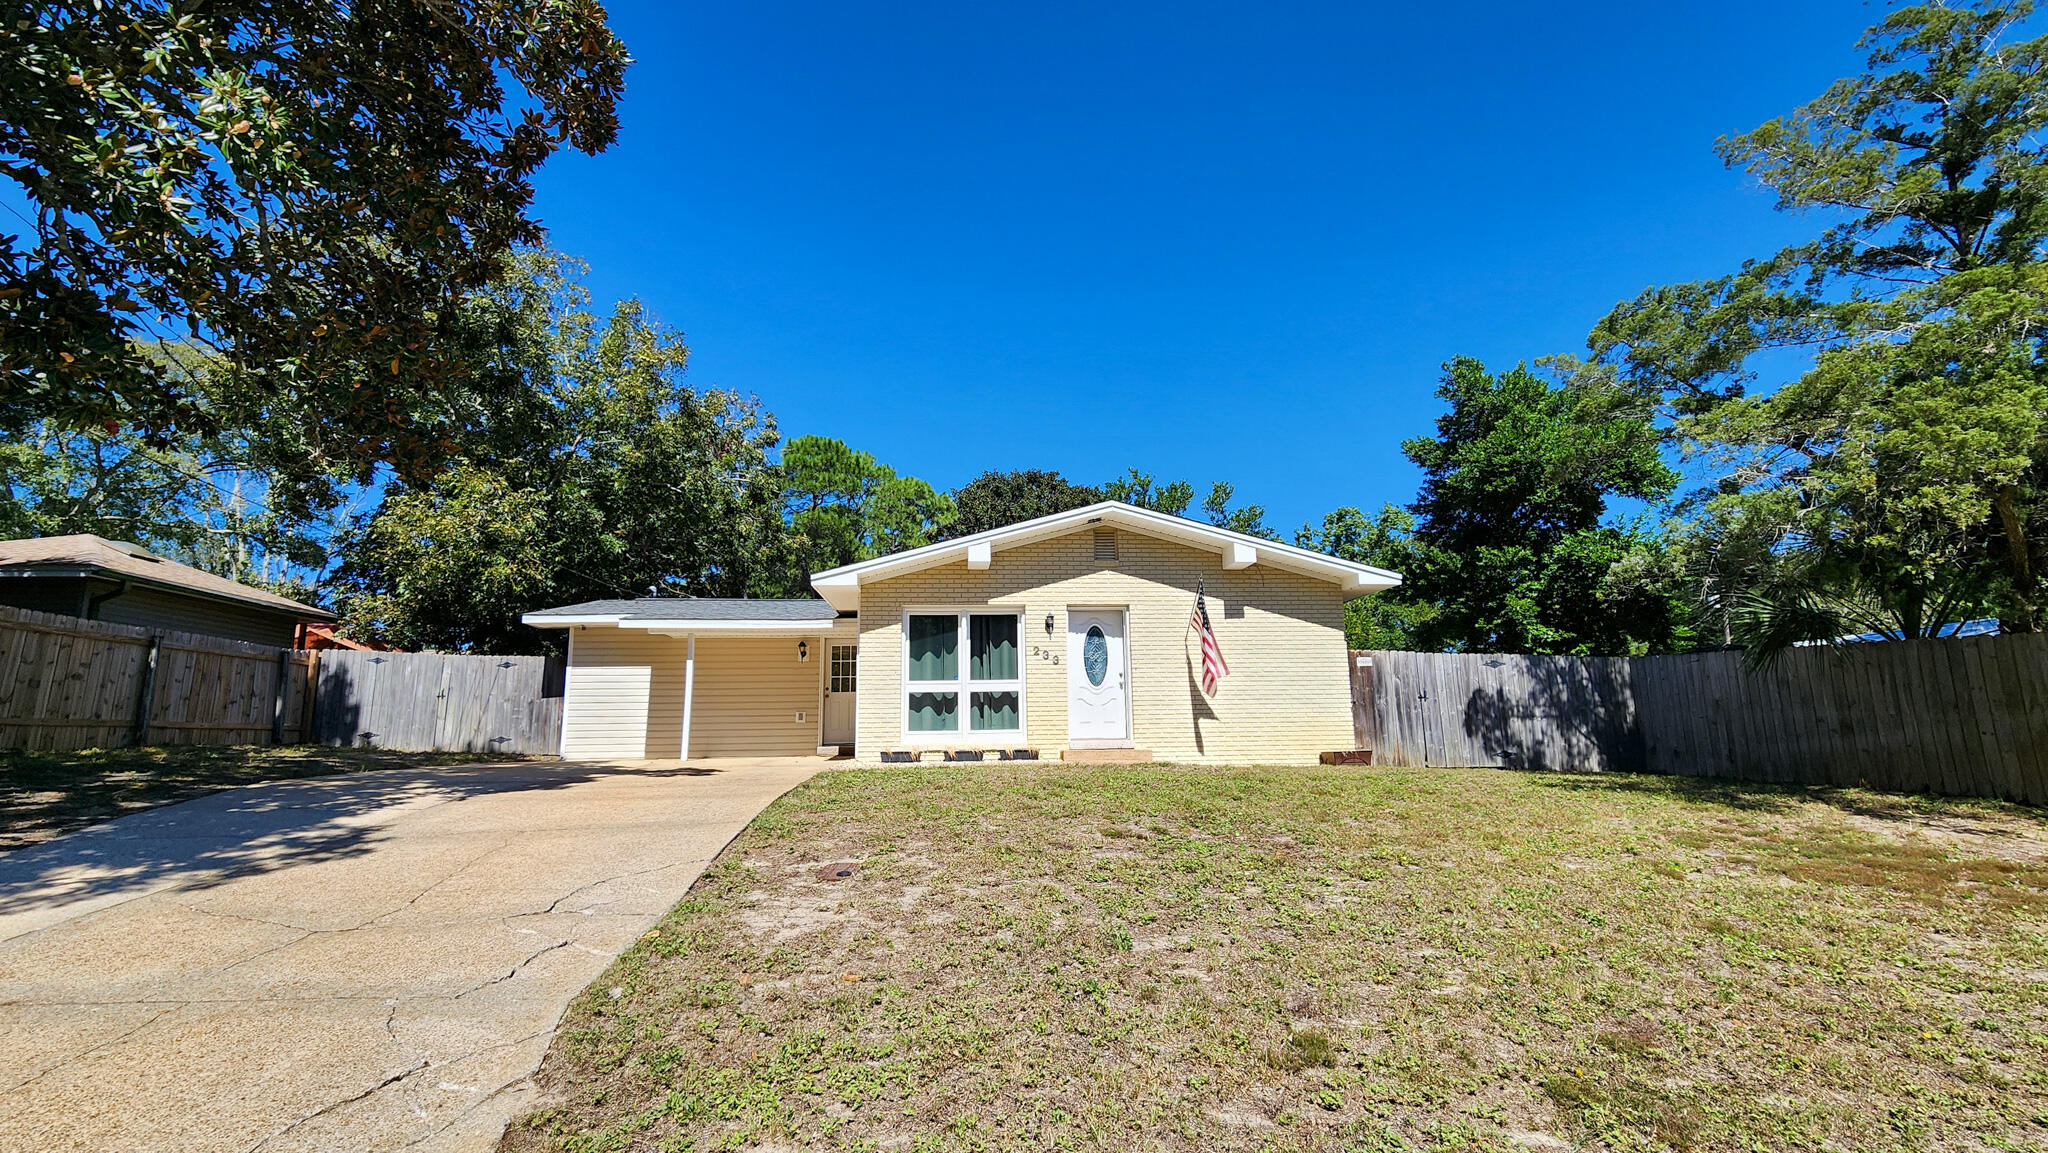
top-left (1191, 578), bottom-right (1230, 697)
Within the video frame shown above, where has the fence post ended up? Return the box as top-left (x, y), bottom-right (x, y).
top-left (271, 647), bottom-right (290, 744)
top-left (132, 634), bottom-right (163, 746)
top-left (1348, 652), bottom-right (1375, 752)
top-left (299, 651), bottom-right (322, 744)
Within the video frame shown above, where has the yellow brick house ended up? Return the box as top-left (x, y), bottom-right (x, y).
top-left (524, 501), bottom-right (1400, 764)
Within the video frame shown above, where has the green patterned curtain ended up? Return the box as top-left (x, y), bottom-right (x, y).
top-left (970, 691), bottom-right (1019, 731)
top-left (969, 615), bottom-right (1017, 680)
top-left (909, 692), bottom-right (958, 731)
top-left (907, 615), bottom-right (958, 681)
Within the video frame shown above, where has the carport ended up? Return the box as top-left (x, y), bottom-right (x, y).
top-left (522, 599), bottom-right (856, 759)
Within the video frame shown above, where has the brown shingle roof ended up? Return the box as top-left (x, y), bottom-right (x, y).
top-left (0, 534), bottom-right (335, 621)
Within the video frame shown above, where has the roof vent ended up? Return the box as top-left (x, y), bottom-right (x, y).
top-left (104, 540), bottom-right (161, 562)
top-left (1092, 529), bottom-right (1118, 563)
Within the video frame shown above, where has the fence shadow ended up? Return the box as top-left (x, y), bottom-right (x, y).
top-left (1527, 769), bottom-right (2048, 830)
top-left (312, 658), bottom-right (364, 746)
top-left (0, 760), bottom-right (725, 921)
top-left (1368, 637), bottom-right (2048, 806)
top-left (311, 650), bottom-right (563, 754)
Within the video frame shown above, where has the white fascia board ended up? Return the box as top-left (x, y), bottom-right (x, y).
top-left (520, 614), bottom-right (621, 628)
top-left (1344, 569), bottom-right (1403, 594)
top-left (805, 499), bottom-right (1406, 598)
top-left (813, 571), bottom-right (861, 613)
top-left (617, 618), bottom-right (828, 632)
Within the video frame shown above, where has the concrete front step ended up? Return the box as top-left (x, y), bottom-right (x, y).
top-left (1059, 748), bottom-right (1157, 764)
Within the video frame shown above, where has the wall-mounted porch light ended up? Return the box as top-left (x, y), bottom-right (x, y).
top-left (797, 640), bottom-right (809, 662)
top-left (1043, 613), bottom-right (1055, 634)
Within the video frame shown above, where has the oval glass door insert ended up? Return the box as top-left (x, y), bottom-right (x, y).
top-left (1083, 625), bottom-right (1108, 686)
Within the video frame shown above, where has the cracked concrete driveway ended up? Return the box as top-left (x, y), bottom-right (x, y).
top-left (0, 756), bottom-right (823, 1153)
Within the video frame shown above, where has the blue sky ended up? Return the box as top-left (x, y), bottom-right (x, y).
top-left (528, 1), bottom-right (1877, 533)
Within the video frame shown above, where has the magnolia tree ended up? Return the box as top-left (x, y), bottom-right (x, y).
top-left (1, 1), bottom-right (628, 505)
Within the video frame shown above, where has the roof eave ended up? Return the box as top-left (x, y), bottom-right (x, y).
top-left (0, 562), bottom-right (337, 621)
top-left (805, 501), bottom-right (1404, 605)
top-left (520, 613), bottom-right (618, 628)
top-left (813, 572), bottom-right (861, 613)
top-left (618, 618), bottom-right (828, 632)
top-left (521, 613), bottom-right (839, 631)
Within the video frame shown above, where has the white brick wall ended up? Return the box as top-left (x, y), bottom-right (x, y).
top-left (854, 527), bottom-right (1354, 764)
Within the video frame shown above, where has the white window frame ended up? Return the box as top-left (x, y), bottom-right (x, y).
top-left (827, 643), bottom-right (858, 694)
top-left (900, 605), bottom-right (1027, 744)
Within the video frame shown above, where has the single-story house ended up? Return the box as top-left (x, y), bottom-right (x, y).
top-left (0, 534), bottom-right (336, 647)
top-left (523, 501), bottom-right (1401, 765)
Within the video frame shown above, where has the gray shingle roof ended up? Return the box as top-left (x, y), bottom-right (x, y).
top-left (526, 598), bottom-right (842, 621)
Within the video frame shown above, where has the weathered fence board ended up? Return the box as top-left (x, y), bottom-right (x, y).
top-left (1361, 650), bottom-right (1645, 773)
top-left (1357, 634), bottom-right (2048, 804)
top-left (310, 649), bottom-right (562, 755)
top-left (1346, 654), bottom-right (1375, 753)
top-left (0, 605), bottom-right (314, 750)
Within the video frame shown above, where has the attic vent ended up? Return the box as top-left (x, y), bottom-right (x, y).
top-left (1092, 529), bottom-right (1118, 563)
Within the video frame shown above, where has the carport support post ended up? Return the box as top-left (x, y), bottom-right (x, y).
top-left (680, 634), bottom-right (697, 760)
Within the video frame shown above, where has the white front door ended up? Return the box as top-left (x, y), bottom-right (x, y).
top-left (1067, 609), bottom-right (1128, 744)
top-left (822, 644), bottom-right (857, 746)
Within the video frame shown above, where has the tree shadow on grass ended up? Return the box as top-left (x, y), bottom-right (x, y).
top-left (1527, 768), bottom-right (2048, 831)
top-left (0, 759), bottom-right (729, 921)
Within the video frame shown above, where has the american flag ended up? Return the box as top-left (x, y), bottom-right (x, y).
top-left (1191, 579), bottom-right (1230, 696)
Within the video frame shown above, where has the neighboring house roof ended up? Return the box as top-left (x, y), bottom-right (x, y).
top-left (1794, 618), bottom-right (2002, 646)
top-left (301, 621), bottom-right (396, 651)
top-left (807, 500), bottom-right (1403, 612)
top-left (523, 597), bottom-right (841, 631)
top-left (0, 534), bottom-right (336, 621)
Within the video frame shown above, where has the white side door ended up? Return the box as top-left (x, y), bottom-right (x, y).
top-left (822, 644), bottom-right (857, 746)
top-left (1066, 609), bottom-right (1128, 743)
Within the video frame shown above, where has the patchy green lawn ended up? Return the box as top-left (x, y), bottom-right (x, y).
top-left (506, 765), bottom-right (2048, 1153)
top-left (0, 744), bottom-right (522, 851)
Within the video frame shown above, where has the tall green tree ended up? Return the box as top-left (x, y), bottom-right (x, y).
top-left (1400, 357), bottom-right (1685, 655)
top-left (2, 338), bottom-right (342, 598)
top-left (1102, 469), bottom-right (1194, 516)
top-left (1592, 0), bottom-right (2048, 642)
top-left (1, 0), bottom-right (628, 502)
top-left (938, 470), bottom-right (1101, 539)
top-left (332, 256), bottom-right (788, 653)
top-left (0, 418), bottom-right (335, 598)
top-left (780, 435), bottom-right (954, 571)
top-left (1297, 504), bottom-right (1434, 649)
top-left (1200, 481), bottom-right (1279, 540)
top-left (1101, 468), bottom-right (1278, 537)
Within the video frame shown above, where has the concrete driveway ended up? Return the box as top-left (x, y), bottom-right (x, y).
top-left (0, 757), bottom-right (824, 1153)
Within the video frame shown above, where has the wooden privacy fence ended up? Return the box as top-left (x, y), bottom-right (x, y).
top-left (309, 649), bottom-right (562, 755)
top-left (1361, 650), bottom-right (1642, 774)
top-left (0, 605), bottom-right (314, 750)
top-left (1353, 633), bottom-right (2048, 805)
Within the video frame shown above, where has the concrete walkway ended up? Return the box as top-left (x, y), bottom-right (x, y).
top-left (0, 757), bottom-right (825, 1153)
